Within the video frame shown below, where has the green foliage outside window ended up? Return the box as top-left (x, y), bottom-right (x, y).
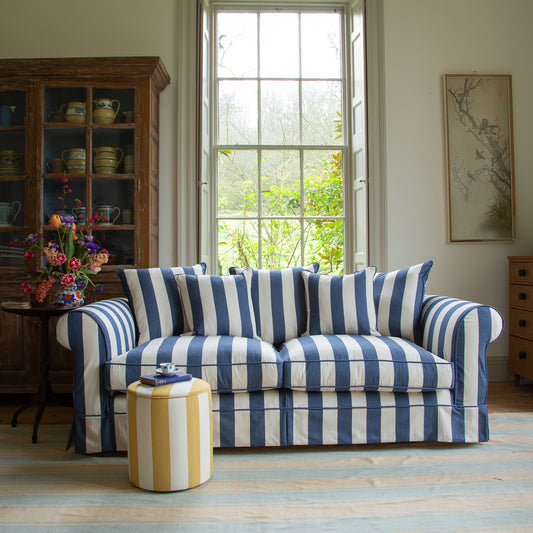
top-left (217, 150), bottom-right (344, 275)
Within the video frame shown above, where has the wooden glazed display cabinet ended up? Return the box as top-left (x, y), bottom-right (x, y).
top-left (0, 57), bottom-right (170, 393)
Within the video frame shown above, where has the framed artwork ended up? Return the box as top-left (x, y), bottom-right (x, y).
top-left (444, 74), bottom-right (516, 242)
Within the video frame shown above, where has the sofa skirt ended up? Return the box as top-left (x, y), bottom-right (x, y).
top-left (69, 388), bottom-right (488, 454)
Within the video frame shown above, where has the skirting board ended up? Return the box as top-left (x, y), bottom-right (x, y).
top-left (488, 354), bottom-right (510, 382)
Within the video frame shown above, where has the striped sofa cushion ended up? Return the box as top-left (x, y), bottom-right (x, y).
top-left (175, 269), bottom-right (258, 339)
top-left (374, 260), bottom-right (433, 342)
top-left (280, 334), bottom-right (454, 392)
top-left (229, 263), bottom-right (319, 346)
top-left (116, 263), bottom-right (206, 344)
top-left (107, 335), bottom-right (283, 393)
top-left (302, 267), bottom-right (379, 336)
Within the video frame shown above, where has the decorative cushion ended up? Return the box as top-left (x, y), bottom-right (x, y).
top-left (374, 260), bottom-right (433, 343)
top-left (116, 263), bottom-right (206, 344)
top-left (175, 269), bottom-right (259, 339)
top-left (301, 267), bottom-right (379, 336)
top-left (229, 263), bottom-right (319, 346)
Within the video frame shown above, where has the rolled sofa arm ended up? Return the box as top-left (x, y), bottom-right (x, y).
top-left (420, 295), bottom-right (504, 407)
top-left (56, 297), bottom-right (136, 422)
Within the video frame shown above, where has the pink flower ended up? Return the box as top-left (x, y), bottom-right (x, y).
top-left (60, 273), bottom-right (76, 286)
top-left (68, 257), bottom-right (82, 270)
top-left (43, 246), bottom-right (56, 264)
top-left (56, 253), bottom-right (67, 265)
top-left (21, 283), bottom-right (32, 294)
top-left (24, 250), bottom-right (34, 260)
top-left (36, 277), bottom-right (55, 302)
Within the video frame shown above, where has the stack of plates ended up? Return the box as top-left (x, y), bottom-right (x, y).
top-left (0, 150), bottom-right (24, 175)
top-left (0, 244), bottom-right (24, 264)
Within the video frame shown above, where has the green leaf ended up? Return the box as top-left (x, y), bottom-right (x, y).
top-left (65, 227), bottom-right (75, 259)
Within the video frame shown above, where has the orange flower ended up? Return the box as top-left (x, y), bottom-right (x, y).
top-left (50, 214), bottom-right (61, 228)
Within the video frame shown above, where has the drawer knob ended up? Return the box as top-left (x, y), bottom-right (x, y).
top-left (519, 292), bottom-right (527, 300)
top-left (519, 268), bottom-right (527, 277)
top-left (519, 351), bottom-right (527, 360)
top-left (519, 319), bottom-right (527, 328)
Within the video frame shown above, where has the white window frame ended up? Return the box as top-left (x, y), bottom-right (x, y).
top-left (213, 4), bottom-right (351, 272)
top-left (190, 0), bottom-right (386, 272)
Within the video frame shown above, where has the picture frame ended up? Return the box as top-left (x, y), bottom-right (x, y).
top-left (444, 74), bottom-right (516, 242)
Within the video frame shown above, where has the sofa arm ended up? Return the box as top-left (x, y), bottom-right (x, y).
top-left (420, 295), bottom-right (503, 406)
top-left (56, 298), bottom-right (136, 417)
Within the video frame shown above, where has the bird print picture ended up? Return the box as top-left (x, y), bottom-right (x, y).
top-left (444, 74), bottom-right (515, 241)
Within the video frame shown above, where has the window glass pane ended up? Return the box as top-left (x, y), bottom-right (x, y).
top-left (302, 80), bottom-right (342, 145)
top-left (217, 149), bottom-right (258, 216)
top-left (261, 80), bottom-right (299, 145)
top-left (217, 13), bottom-right (257, 78)
top-left (261, 219), bottom-right (301, 269)
top-left (304, 219), bottom-right (344, 275)
top-left (218, 80), bottom-right (258, 144)
top-left (303, 150), bottom-right (343, 216)
top-left (301, 13), bottom-right (341, 79)
top-left (218, 219), bottom-right (259, 273)
top-left (260, 13), bottom-right (299, 78)
top-left (261, 150), bottom-right (300, 216)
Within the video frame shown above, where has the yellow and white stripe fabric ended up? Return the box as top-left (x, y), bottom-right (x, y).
top-left (127, 378), bottom-right (212, 492)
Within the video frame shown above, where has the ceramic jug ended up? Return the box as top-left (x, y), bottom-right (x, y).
top-left (60, 102), bottom-right (86, 123)
top-left (0, 200), bottom-right (22, 226)
top-left (93, 146), bottom-right (124, 174)
top-left (98, 205), bottom-right (121, 225)
top-left (61, 148), bottom-right (86, 174)
top-left (93, 99), bottom-right (120, 124)
top-left (72, 206), bottom-right (86, 222)
top-left (47, 158), bottom-right (67, 173)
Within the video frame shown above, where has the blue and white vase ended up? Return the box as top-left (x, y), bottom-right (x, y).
top-left (53, 283), bottom-right (84, 308)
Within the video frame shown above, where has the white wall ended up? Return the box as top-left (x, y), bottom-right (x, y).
top-left (0, 0), bottom-right (179, 265)
top-left (2, 0), bottom-right (531, 378)
top-left (382, 0), bottom-right (533, 377)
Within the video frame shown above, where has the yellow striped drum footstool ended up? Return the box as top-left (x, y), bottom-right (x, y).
top-left (127, 378), bottom-right (213, 492)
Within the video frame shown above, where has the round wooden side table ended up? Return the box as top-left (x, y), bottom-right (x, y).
top-left (1, 304), bottom-right (70, 443)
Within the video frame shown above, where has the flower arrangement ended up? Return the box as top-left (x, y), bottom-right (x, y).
top-left (12, 175), bottom-right (110, 303)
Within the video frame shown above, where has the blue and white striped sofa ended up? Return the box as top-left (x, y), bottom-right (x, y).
top-left (56, 261), bottom-right (503, 454)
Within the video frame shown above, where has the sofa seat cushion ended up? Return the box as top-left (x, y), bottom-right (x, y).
top-left (280, 335), bottom-right (454, 392)
top-left (107, 335), bottom-right (282, 394)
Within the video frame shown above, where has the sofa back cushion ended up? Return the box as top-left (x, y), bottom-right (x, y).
top-left (373, 260), bottom-right (433, 343)
top-left (175, 269), bottom-right (259, 339)
top-left (229, 263), bottom-right (319, 346)
top-left (116, 263), bottom-right (206, 344)
top-left (302, 267), bottom-right (379, 336)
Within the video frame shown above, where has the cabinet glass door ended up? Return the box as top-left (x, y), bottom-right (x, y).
top-left (0, 90), bottom-right (25, 265)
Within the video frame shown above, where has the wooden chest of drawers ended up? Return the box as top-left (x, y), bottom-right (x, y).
top-left (509, 256), bottom-right (533, 381)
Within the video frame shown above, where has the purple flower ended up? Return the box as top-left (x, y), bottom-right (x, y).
top-left (84, 240), bottom-right (101, 253)
top-left (96, 284), bottom-right (104, 294)
top-left (26, 233), bottom-right (38, 244)
top-left (76, 280), bottom-right (87, 289)
top-left (61, 214), bottom-right (75, 226)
